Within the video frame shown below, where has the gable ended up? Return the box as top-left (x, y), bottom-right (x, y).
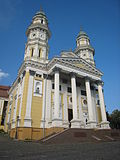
top-left (48, 57), bottom-right (103, 77)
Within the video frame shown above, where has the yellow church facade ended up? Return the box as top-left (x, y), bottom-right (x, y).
top-left (4, 9), bottom-right (110, 140)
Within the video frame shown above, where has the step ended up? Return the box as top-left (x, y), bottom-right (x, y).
top-left (42, 128), bottom-right (69, 142)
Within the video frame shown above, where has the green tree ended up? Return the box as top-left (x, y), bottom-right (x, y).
top-left (109, 109), bottom-right (120, 129)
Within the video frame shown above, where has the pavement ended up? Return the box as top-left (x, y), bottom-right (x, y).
top-left (0, 133), bottom-right (120, 160)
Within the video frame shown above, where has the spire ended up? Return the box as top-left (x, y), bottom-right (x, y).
top-left (80, 25), bottom-right (83, 32)
top-left (40, 5), bottom-right (43, 12)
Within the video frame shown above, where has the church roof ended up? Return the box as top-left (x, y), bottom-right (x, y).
top-left (0, 85), bottom-right (10, 99)
top-left (77, 30), bottom-right (89, 39)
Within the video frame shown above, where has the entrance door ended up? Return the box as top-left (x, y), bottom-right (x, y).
top-left (68, 109), bottom-right (73, 128)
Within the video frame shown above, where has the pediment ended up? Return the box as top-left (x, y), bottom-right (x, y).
top-left (48, 57), bottom-right (103, 76)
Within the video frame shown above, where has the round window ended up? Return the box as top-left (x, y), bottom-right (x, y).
top-left (83, 99), bottom-right (87, 105)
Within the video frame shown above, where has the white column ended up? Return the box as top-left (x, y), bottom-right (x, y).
top-left (98, 82), bottom-right (110, 129)
top-left (71, 74), bottom-right (78, 120)
top-left (70, 73), bottom-right (83, 128)
top-left (52, 68), bottom-right (62, 127)
top-left (63, 84), bottom-right (69, 128)
top-left (24, 70), bottom-right (34, 127)
top-left (41, 75), bottom-right (47, 128)
top-left (85, 78), bottom-right (96, 128)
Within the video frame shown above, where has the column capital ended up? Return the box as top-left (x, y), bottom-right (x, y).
top-left (53, 67), bottom-right (61, 73)
top-left (85, 76), bottom-right (92, 82)
top-left (70, 72), bottom-right (76, 78)
top-left (96, 80), bottom-right (104, 86)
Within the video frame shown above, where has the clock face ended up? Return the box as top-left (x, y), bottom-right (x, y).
top-left (30, 32), bottom-right (36, 39)
top-left (40, 32), bottom-right (45, 40)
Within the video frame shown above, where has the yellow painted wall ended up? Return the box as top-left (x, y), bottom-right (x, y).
top-left (31, 78), bottom-right (44, 128)
top-left (67, 95), bottom-right (69, 106)
top-left (20, 71), bottom-right (29, 126)
top-left (97, 106), bottom-right (102, 123)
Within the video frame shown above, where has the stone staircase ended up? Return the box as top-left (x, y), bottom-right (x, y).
top-left (41, 128), bottom-right (120, 144)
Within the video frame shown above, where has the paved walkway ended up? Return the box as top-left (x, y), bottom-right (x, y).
top-left (0, 133), bottom-right (120, 160)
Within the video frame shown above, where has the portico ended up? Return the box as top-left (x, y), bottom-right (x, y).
top-left (46, 63), bottom-right (109, 129)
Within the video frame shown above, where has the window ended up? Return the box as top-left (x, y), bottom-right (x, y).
top-left (59, 85), bottom-right (61, 91)
top-left (52, 84), bottom-right (61, 90)
top-left (35, 82), bottom-right (40, 94)
top-left (34, 80), bottom-right (42, 96)
top-left (81, 90), bottom-right (86, 96)
top-left (38, 49), bottom-right (41, 58)
top-left (67, 87), bottom-right (72, 93)
top-left (97, 100), bottom-right (100, 105)
top-left (52, 83), bottom-right (54, 89)
top-left (41, 19), bottom-right (43, 24)
top-left (83, 99), bottom-right (87, 105)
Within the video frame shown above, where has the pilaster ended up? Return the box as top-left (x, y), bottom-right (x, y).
top-left (17, 73), bottom-right (25, 127)
top-left (24, 70), bottom-right (35, 127)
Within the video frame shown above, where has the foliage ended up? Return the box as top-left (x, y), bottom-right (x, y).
top-left (107, 109), bottom-right (120, 129)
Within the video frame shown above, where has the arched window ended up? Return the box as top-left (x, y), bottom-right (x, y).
top-left (41, 19), bottom-right (43, 24)
top-left (34, 80), bottom-right (42, 96)
top-left (35, 82), bottom-right (40, 94)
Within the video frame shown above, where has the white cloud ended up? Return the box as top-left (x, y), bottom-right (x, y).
top-left (0, 69), bottom-right (9, 80)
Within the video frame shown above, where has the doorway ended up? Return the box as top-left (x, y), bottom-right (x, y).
top-left (68, 109), bottom-right (73, 128)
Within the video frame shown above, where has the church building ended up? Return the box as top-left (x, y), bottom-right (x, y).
top-left (4, 9), bottom-right (110, 140)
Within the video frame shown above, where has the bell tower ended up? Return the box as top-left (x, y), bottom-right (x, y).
top-left (24, 8), bottom-right (51, 63)
top-left (75, 29), bottom-right (95, 66)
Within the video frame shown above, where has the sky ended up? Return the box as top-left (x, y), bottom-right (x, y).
top-left (0, 0), bottom-right (120, 113)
